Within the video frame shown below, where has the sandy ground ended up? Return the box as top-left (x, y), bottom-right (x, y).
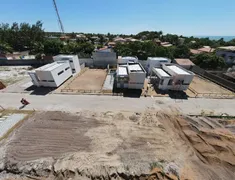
top-left (0, 66), bottom-right (31, 86)
top-left (189, 76), bottom-right (234, 97)
top-left (63, 69), bottom-right (107, 92)
top-left (0, 110), bottom-right (235, 180)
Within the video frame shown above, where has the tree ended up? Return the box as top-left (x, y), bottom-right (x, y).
top-left (193, 53), bottom-right (225, 69)
top-left (43, 40), bottom-right (63, 55)
top-left (0, 42), bottom-right (13, 53)
top-left (173, 45), bottom-right (190, 58)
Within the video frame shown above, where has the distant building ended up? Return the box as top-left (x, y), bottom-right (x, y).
top-left (46, 36), bottom-right (60, 40)
top-left (125, 37), bottom-right (138, 42)
top-left (173, 58), bottom-right (195, 70)
top-left (6, 51), bottom-right (34, 60)
top-left (76, 34), bottom-right (87, 39)
top-left (92, 48), bottom-right (117, 68)
top-left (116, 63), bottom-right (146, 89)
top-left (60, 35), bottom-right (70, 41)
top-left (216, 46), bottom-right (235, 65)
top-left (107, 42), bottom-right (116, 47)
top-left (190, 46), bottom-right (215, 55)
top-left (161, 42), bottom-right (173, 47)
top-left (150, 63), bottom-right (194, 91)
top-left (190, 49), bottom-right (201, 55)
top-left (114, 37), bottom-right (126, 43)
top-left (198, 46), bottom-right (215, 53)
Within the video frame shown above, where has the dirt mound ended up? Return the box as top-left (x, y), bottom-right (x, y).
top-left (174, 116), bottom-right (235, 179)
top-left (1, 111), bottom-right (235, 179)
top-left (0, 81), bottom-right (6, 90)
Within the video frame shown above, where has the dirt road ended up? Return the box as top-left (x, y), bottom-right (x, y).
top-left (0, 93), bottom-right (235, 116)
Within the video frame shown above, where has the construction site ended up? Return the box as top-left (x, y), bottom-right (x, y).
top-left (1, 1), bottom-right (235, 180)
top-left (0, 108), bottom-right (235, 180)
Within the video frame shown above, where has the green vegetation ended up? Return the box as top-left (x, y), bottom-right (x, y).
top-left (192, 53), bottom-right (226, 69)
top-left (1, 21), bottom-right (234, 69)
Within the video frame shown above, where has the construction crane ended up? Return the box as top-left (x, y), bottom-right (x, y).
top-left (52, 0), bottom-right (65, 34)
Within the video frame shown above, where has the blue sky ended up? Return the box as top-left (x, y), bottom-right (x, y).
top-left (1, 0), bottom-right (235, 36)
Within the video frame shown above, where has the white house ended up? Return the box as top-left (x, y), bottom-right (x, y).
top-left (117, 56), bottom-right (138, 64)
top-left (53, 55), bottom-right (81, 74)
top-left (28, 61), bottom-right (72, 87)
top-left (146, 57), bottom-right (171, 75)
top-left (150, 63), bottom-right (194, 91)
top-left (116, 63), bottom-right (146, 89)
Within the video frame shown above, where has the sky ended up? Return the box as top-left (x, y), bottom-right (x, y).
top-left (1, 0), bottom-right (235, 36)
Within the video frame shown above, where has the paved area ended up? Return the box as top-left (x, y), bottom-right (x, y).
top-left (102, 72), bottom-right (115, 92)
top-left (0, 93), bottom-right (235, 116)
top-left (0, 113), bottom-right (26, 138)
top-left (0, 77), bottom-right (33, 93)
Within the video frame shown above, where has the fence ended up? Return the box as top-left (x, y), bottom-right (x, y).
top-left (0, 59), bottom-right (53, 66)
top-left (190, 65), bottom-right (235, 92)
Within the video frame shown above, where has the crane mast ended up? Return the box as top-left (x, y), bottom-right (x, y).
top-left (52, 0), bottom-right (65, 34)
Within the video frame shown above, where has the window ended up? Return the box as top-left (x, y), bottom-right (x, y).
top-left (69, 60), bottom-right (73, 62)
top-left (168, 79), bottom-right (173, 85)
top-left (42, 80), bottom-right (47, 82)
top-left (72, 68), bottom-right (75, 71)
top-left (58, 70), bottom-right (64, 76)
top-left (65, 67), bottom-right (70, 71)
top-left (160, 79), bottom-right (164, 85)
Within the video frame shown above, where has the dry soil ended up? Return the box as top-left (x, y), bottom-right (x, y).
top-left (0, 110), bottom-right (235, 180)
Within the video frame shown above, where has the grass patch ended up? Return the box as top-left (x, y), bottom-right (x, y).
top-left (149, 161), bottom-right (163, 170)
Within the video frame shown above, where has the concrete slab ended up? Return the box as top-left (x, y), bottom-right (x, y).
top-left (0, 114), bottom-right (26, 138)
top-left (102, 72), bottom-right (115, 91)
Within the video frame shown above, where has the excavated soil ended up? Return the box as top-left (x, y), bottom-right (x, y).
top-left (0, 111), bottom-right (235, 180)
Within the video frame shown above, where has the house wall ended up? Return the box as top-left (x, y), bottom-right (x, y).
top-left (92, 52), bottom-right (117, 68)
top-left (216, 50), bottom-right (235, 65)
top-left (146, 59), bottom-right (171, 74)
top-left (34, 62), bottom-right (72, 87)
top-left (128, 72), bottom-right (146, 89)
top-left (53, 55), bottom-right (81, 74)
top-left (51, 63), bottom-right (72, 87)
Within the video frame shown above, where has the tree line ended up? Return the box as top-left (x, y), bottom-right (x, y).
top-left (0, 21), bottom-right (231, 69)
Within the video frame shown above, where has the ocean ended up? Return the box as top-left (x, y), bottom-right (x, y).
top-left (195, 36), bottom-right (235, 42)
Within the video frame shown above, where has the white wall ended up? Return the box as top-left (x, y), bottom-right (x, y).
top-left (52, 62), bottom-right (72, 87)
top-left (34, 62), bottom-right (72, 87)
top-left (128, 72), bottom-right (146, 89)
top-left (54, 55), bottom-right (81, 74)
top-left (93, 52), bottom-right (117, 67)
